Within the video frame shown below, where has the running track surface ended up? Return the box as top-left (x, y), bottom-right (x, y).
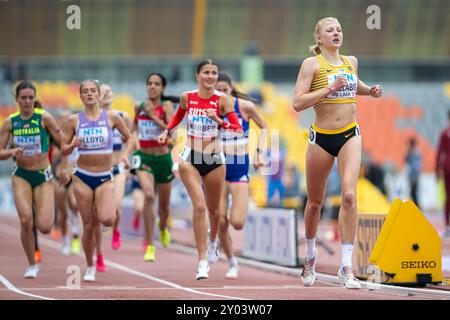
top-left (0, 215), bottom-right (448, 300)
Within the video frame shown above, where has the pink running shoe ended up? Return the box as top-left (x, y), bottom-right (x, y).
top-left (112, 229), bottom-right (121, 250)
top-left (96, 254), bottom-right (106, 272)
top-left (132, 214), bottom-right (140, 231)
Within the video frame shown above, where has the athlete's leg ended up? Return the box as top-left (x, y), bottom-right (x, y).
top-left (179, 163), bottom-right (207, 260)
top-left (94, 180), bottom-right (116, 227)
top-left (72, 176), bottom-right (95, 267)
top-left (93, 181), bottom-right (115, 271)
top-left (203, 165), bottom-right (226, 243)
top-left (54, 181), bottom-right (70, 253)
top-left (136, 171), bottom-right (156, 246)
top-left (218, 183), bottom-right (233, 259)
top-left (132, 187), bottom-right (144, 231)
top-left (112, 172), bottom-right (126, 231)
top-left (304, 144), bottom-right (334, 239)
top-left (12, 176), bottom-right (35, 265)
top-left (335, 136), bottom-right (362, 288)
top-left (111, 172), bottom-right (126, 249)
top-left (156, 182), bottom-right (171, 230)
top-left (336, 137), bottom-right (361, 244)
top-left (219, 181), bottom-right (249, 260)
top-left (33, 181), bottom-right (55, 234)
top-left (228, 183), bottom-right (250, 230)
top-left (94, 213), bottom-right (103, 256)
top-left (67, 182), bottom-right (81, 253)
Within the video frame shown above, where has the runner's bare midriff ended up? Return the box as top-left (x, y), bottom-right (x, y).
top-left (16, 153), bottom-right (50, 171)
top-left (77, 154), bottom-right (112, 172)
top-left (187, 137), bottom-right (222, 154)
top-left (140, 145), bottom-right (170, 156)
top-left (314, 103), bottom-right (356, 130)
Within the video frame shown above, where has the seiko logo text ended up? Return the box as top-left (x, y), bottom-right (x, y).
top-left (401, 261), bottom-right (437, 269)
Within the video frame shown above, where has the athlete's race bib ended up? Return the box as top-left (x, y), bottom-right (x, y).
top-left (326, 71), bottom-right (358, 99)
top-left (138, 119), bottom-right (163, 141)
top-left (187, 114), bottom-right (218, 139)
top-left (78, 126), bottom-right (109, 149)
top-left (13, 135), bottom-right (42, 156)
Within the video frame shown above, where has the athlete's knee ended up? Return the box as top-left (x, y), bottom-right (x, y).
top-left (143, 190), bottom-right (155, 204)
top-left (219, 216), bottom-right (229, 230)
top-left (35, 217), bottom-right (53, 234)
top-left (230, 216), bottom-right (245, 230)
top-left (306, 200), bottom-right (323, 216)
top-left (192, 202), bottom-right (207, 217)
top-left (99, 216), bottom-right (115, 227)
top-left (341, 190), bottom-right (356, 209)
top-left (82, 220), bottom-right (95, 233)
top-left (208, 207), bottom-right (220, 218)
top-left (37, 223), bottom-right (52, 234)
top-left (20, 216), bottom-right (33, 231)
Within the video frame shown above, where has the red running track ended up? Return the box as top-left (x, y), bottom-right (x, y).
top-left (0, 215), bottom-right (443, 300)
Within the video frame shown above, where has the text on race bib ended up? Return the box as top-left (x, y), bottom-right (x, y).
top-left (187, 114), bottom-right (218, 139)
top-left (326, 72), bottom-right (358, 99)
top-left (78, 126), bottom-right (109, 149)
top-left (13, 135), bottom-right (42, 156)
top-left (138, 119), bottom-right (163, 141)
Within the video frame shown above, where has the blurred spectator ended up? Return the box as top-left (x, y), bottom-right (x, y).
top-left (384, 162), bottom-right (409, 202)
top-left (362, 153), bottom-right (386, 195)
top-left (266, 147), bottom-right (286, 208)
top-left (405, 137), bottom-right (422, 208)
top-left (436, 111), bottom-right (450, 238)
top-left (284, 163), bottom-right (301, 197)
top-left (282, 163), bottom-right (302, 212)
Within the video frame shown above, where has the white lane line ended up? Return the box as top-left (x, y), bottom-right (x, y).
top-left (0, 223), bottom-right (248, 300)
top-left (105, 259), bottom-right (249, 300)
top-left (0, 275), bottom-right (55, 300)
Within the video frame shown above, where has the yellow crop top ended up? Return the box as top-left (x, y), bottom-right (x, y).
top-left (309, 54), bottom-right (358, 106)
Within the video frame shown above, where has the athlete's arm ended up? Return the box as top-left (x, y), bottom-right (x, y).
top-left (110, 111), bottom-right (134, 169)
top-left (61, 114), bottom-right (81, 156)
top-left (144, 100), bottom-right (167, 129)
top-left (216, 94), bottom-right (243, 133)
top-left (241, 99), bottom-right (268, 169)
top-left (241, 99), bottom-right (268, 149)
top-left (163, 100), bottom-right (175, 124)
top-left (0, 117), bottom-right (21, 160)
top-left (123, 112), bottom-right (133, 130)
top-left (121, 112), bottom-right (133, 142)
top-left (158, 94), bottom-right (187, 144)
top-left (42, 111), bottom-right (63, 147)
top-left (166, 94), bottom-right (187, 132)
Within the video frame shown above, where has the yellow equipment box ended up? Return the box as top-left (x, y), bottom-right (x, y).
top-left (368, 198), bottom-right (442, 286)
